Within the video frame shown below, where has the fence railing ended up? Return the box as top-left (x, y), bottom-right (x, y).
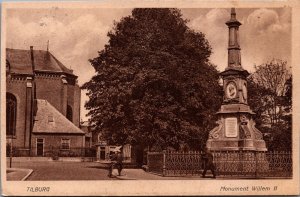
top-left (147, 150), bottom-right (292, 178)
top-left (147, 152), bottom-right (165, 175)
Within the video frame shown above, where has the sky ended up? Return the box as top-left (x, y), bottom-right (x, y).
top-left (5, 7), bottom-right (291, 121)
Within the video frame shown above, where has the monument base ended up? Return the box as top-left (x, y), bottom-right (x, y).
top-left (207, 139), bottom-right (267, 151)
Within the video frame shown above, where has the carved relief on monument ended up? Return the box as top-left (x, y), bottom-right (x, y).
top-left (250, 120), bottom-right (263, 140)
top-left (208, 120), bottom-right (222, 139)
top-left (240, 114), bottom-right (248, 123)
top-left (242, 82), bottom-right (247, 103)
top-left (226, 81), bottom-right (237, 99)
top-left (239, 114), bottom-right (252, 139)
top-left (240, 125), bottom-right (252, 139)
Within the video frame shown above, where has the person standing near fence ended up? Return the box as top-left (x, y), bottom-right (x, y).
top-left (107, 146), bottom-right (123, 177)
top-left (201, 148), bottom-right (216, 178)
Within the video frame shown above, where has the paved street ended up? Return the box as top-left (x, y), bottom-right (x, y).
top-left (7, 161), bottom-right (219, 180)
top-left (6, 160), bottom-right (289, 181)
top-left (8, 161), bottom-right (115, 180)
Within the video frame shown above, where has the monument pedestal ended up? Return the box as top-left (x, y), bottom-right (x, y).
top-left (207, 139), bottom-right (267, 151)
top-left (206, 103), bottom-right (268, 176)
top-left (206, 104), bottom-right (267, 152)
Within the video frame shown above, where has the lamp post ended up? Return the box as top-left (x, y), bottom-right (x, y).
top-left (9, 135), bottom-right (13, 168)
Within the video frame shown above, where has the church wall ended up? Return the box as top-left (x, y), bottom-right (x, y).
top-left (35, 74), bottom-right (65, 115)
top-left (74, 84), bottom-right (81, 127)
top-left (67, 83), bottom-right (75, 122)
top-left (67, 84), bottom-right (74, 105)
top-left (6, 78), bottom-right (27, 148)
top-left (67, 83), bottom-right (81, 127)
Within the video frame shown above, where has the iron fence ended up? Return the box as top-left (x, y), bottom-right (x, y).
top-left (262, 151), bottom-right (293, 177)
top-left (147, 150), bottom-right (292, 178)
top-left (165, 151), bottom-right (202, 176)
top-left (147, 152), bottom-right (165, 175)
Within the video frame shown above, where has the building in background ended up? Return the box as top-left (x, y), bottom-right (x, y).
top-left (80, 121), bottom-right (93, 148)
top-left (6, 47), bottom-right (85, 157)
top-left (91, 128), bottom-right (132, 162)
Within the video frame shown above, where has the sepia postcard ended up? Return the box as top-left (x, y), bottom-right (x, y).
top-left (1, 0), bottom-right (300, 196)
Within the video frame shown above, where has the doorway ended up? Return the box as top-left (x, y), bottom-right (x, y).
top-left (36, 138), bottom-right (44, 156)
top-left (100, 146), bottom-right (105, 160)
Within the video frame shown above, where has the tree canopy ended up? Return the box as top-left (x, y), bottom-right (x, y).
top-left (82, 8), bottom-right (222, 151)
top-left (248, 59), bottom-right (292, 151)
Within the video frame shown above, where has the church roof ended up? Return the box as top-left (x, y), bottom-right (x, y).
top-left (33, 99), bottom-right (84, 134)
top-left (6, 48), bottom-right (74, 75)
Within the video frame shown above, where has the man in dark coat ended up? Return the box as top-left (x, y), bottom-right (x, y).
top-left (108, 147), bottom-right (123, 177)
top-left (201, 148), bottom-right (216, 178)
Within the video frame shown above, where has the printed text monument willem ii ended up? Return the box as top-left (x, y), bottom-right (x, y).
top-left (206, 8), bottom-right (267, 151)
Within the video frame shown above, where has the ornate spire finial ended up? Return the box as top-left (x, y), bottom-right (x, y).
top-left (231, 8), bottom-right (236, 20)
top-left (47, 40), bottom-right (49, 52)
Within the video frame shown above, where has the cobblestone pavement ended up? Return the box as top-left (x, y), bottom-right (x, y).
top-left (8, 161), bottom-right (115, 180)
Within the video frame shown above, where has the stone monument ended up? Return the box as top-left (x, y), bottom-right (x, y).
top-left (206, 8), bottom-right (267, 152)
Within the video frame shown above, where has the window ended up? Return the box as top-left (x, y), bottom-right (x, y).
top-left (67, 105), bottom-right (73, 122)
top-left (48, 115), bottom-right (54, 123)
top-left (61, 139), bottom-right (70, 150)
top-left (6, 60), bottom-right (11, 73)
top-left (6, 93), bottom-right (17, 136)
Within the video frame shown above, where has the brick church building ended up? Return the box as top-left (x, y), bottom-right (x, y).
top-left (6, 47), bottom-right (85, 157)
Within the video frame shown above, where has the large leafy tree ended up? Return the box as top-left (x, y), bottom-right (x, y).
top-left (248, 59), bottom-right (292, 151)
top-left (83, 8), bottom-right (222, 151)
top-left (269, 76), bottom-right (292, 151)
top-left (251, 59), bottom-right (291, 127)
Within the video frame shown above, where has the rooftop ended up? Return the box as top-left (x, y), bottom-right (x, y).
top-left (6, 48), bottom-right (74, 76)
top-left (33, 99), bottom-right (84, 134)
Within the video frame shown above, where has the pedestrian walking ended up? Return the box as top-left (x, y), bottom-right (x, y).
top-left (201, 148), bottom-right (216, 178)
top-left (107, 146), bottom-right (123, 177)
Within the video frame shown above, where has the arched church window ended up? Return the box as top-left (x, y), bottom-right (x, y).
top-left (6, 60), bottom-right (11, 73)
top-left (6, 93), bottom-right (17, 136)
top-left (67, 105), bottom-right (73, 122)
